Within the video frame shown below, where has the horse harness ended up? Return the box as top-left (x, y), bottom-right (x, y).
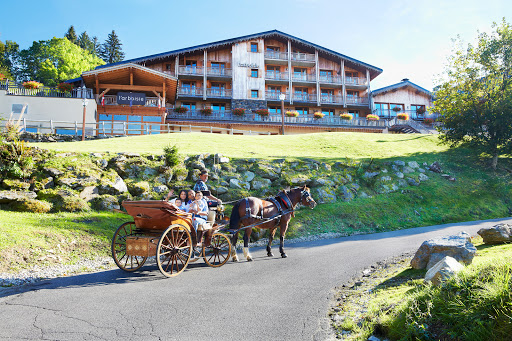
top-left (240, 191), bottom-right (294, 228)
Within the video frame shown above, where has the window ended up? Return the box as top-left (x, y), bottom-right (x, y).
top-left (211, 62), bottom-right (225, 75)
top-left (251, 90), bottom-right (259, 98)
top-left (143, 116), bottom-right (162, 122)
top-left (251, 69), bottom-right (259, 78)
top-left (211, 103), bottom-right (226, 111)
top-left (320, 70), bottom-right (333, 82)
top-left (294, 87), bottom-right (308, 101)
top-left (182, 102), bottom-right (196, 111)
top-left (266, 46), bottom-right (280, 52)
top-left (185, 60), bottom-right (197, 73)
top-left (266, 65), bottom-right (280, 79)
top-left (345, 71), bottom-right (359, 84)
top-left (128, 115), bottom-right (142, 122)
top-left (295, 107), bottom-right (308, 115)
top-left (114, 115), bottom-right (127, 121)
top-left (181, 81), bottom-right (196, 94)
top-left (268, 107), bottom-right (281, 114)
top-left (250, 42), bottom-right (258, 53)
top-left (348, 110), bottom-right (359, 118)
top-left (165, 64), bottom-right (172, 71)
top-left (411, 104), bottom-right (426, 119)
top-left (320, 89), bottom-right (334, 102)
top-left (322, 109), bottom-right (335, 116)
top-left (294, 67), bottom-right (307, 81)
top-left (375, 103), bottom-right (390, 117)
top-left (211, 82), bottom-right (225, 96)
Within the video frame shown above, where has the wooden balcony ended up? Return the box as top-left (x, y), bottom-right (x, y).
top-left (265, 91), bottom-right (290, 101)
top-left (346, 96), bottom-right (369, 106)
top-left (265, 71), bottom-right (289, 82)
top-left (345, 76), bottom-right (368, 88)
top-left (206, 88), bottom-right (232, 98)
top-left (319, 95), bottom-right (343, 105)
top-left (177, 88), bottom-right (203, 97)
top-left (292, 93), bottom-right (317, 103)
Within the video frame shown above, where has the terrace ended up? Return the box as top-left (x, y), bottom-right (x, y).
top-left (1, 80), bottom-right (94, 99)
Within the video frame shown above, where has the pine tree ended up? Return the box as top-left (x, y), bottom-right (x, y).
top-left (65, 26), bottom-right (78, 44)
top-left (78, 31), bottom-right (94, 54)
top-left (92, 36), bottom-right (100, 56)
top-left (100, 30), bottom-right (125, 64)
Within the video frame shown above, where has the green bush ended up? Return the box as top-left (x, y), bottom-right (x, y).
top-left (163, 144), bottom-right (180, 168)
top-left (9, 199), bottom-right (52, 213)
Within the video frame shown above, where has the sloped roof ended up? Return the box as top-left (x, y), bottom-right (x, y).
top-left (372, 79), bottom-right (432, 97)
top-left (95, 30), bottom-right (383, 79)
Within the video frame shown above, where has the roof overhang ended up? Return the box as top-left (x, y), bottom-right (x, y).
top-left (372, 81), bottom-right (432, 97)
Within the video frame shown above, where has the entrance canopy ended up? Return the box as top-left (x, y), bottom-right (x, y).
top-left (81, 63), bottom-right (178, 104)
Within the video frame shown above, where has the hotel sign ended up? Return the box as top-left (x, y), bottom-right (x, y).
top-left (117, 92), bottom-right (146, 106)
top-left (238, 63), bottom-right (259, 68)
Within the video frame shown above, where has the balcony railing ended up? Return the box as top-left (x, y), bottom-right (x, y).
top-left (345, 77), bottom-right (368, 86)
top-left (375, 109), bottom-right (431, 120)
top-left (293, 93), bottom-right (317, 103)
top-left (291, 52), bottom-right (315, 62)
top-left (346, 96), bottom-right (369, 105)
top-left (292, 73), bottom-right (316, 83)
top-left (177, 87), bottom-right (232, 98)
top-left (2, 81), bottom-right (94, 99)
top-left (265, 91), bottom-right (290, 101)
top-left (264, 51), bottom-right (288, 60)
top-left (178, 66), bottom-right (204, 76)
top-left (206, 88), bottom-right (232, 98)
top-left (263, 51), bottom-right (316, 62)
top-left (166, 109), bottom-right (389, 128)
top-left (102, 95), bottom-right (161, 107)
top-left (207, 67), bottom-right (232, 77)
top-left (319, 94), bottom-right (343, 104)
top-left (265, 71), bottom-right (289, 81)
top-left (318, 75), bottom-right (342, 84)
top-left (177, 88), bottom-right (204, 97)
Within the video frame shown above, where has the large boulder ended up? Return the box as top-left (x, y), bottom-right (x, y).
top-left (252, 179), bottom-right (271, 190)
top-left (241, 171), bottom-right (255, 182)
top-left (477, 223), bottom-right (512, 244)
top-left (310, 178), bottom-right (335, 188)
top-left (79, 186), bottom-right (100, 202)
top-left (256, 165), bottom-right (280, 180)
top-left (313, 187), bottom-right (336, 204)
top-left (411, 232), bottom-right (476, 270)
top-left (0, 190), bottom-right (37, 204)
top-left (100, 175), bottom-right (128, 195)
top-left (92, 195), bottom-right (120, 211)
top-left (339, 186), bottom-right (354, 202)
top-left (424, 256), bottom-right (464, 286)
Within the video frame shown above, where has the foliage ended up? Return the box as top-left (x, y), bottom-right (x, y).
top-left (255, 109), bottom-right (269, 116)
top-left (78, 31), bottom-right (96, 55)
top-left (22, 80), bottom-right (41, 89)
top-left (64, 25), bottom-right (78, 44)
top-left (99, 30), bottom-right (125, 64)
top-left (416, 107), bottom-right (427, 115)
top-left (433, 19), bottom-right (512, 169)
top-left (366, 114), bottom-right (380, 121)
top-left (163, 144), bottom-right (180, 167)
top-left (340, 113), bottom-right (353, 120)
top-left (285, 110), bottom-right (299, 117)
top-left (313, 112), bottom-right (325, 119)
top-left (0, 139), bottom-right (34, 179)
top-left (17, 38), bottom-right (104, 86)
top-left (3, 111), bottom-right (26, 141)
top-left (0, 39), bottom-right (20, 79)
top-left (424, 118), bottom-right (435, 124)
top-left (200, 108), bottom-right (213, 115)
top-left (392, 106), bottom-right (402, 112)
top-left (396, 113), bottom-right (410, 120)
top-left (57, 82), bottom-right (73, 92)
top-left (173, 106), bottom-right (188, 113)
top-left (233, 108), bottom-right (245, 116)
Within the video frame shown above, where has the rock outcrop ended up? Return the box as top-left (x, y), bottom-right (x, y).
top-left (477, 223), bottom-right (512, 244)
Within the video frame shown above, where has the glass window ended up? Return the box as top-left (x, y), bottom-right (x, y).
top-left (143, 116), bottom-right (162, 122)
top-left (348, 110), bottom-right (359, 118)
top-left (211, 62), bottom-right (225, 75)
top-left (250, 42), bottom-right (258, 53)
top-left (322, 109), bottom-right (335, 116)
top-left (99, 114), bottom-right (112, 121)
top-left (211, 104), bottom-right (226, 111)
top-left (251, 90), bottom-right (259, 98)
top-left (128, 115), bottom-right (142, 122)
top-left (128, 124), bottom-right (142, 134)
top-left (56, 129), bottom-right (77, 135)
top-left (296, 107), bottom-right (308, 115)
top-left (266, 46), bottom-right (279, 52)
top-left (151, 124), bottom-right (161, 134)
top-left (182, 102), bottom-right (196, 111)
top-left (25, 127), bottom-right (38, 133)
top-left (251, 69), bottom-right (258, 78)
top-left (268, 107), bottom-right (281, 114)
top-left (113, 123), bottom-right (124, 135)
top-left (114, 115), bottom-right (126, 121)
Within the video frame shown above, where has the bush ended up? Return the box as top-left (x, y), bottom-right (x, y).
top-left (22, 81), bottom-right (41, 89)
top-left (163, 144), bottom-right (180, 167)
top-left (57, 83), bottom-right (73, 92)
top-left (0, 139), bottom-right (34, 178)
top-left (424, 118), bottom-right (435, 124)
top-left (200, 108), bottom-right (213, 115)
top-left (256, 109), bottom-right (269, 116)
top-left (174, 106), bottom-right (188, 113)
top-left (59, 196), bottom-right (90, 212)
top-left (10, 199), bottom-right (52, 213)
top-left (366, 114), bottom-right (380, 121)
top-left (233, 108), bottom-right (245, 116)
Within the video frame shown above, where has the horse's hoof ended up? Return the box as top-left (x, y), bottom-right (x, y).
top-left (281, 253), bottom-right (288, 258)
top-left (267, 252), bottom-right (274, 257)
top-left (232, 255), bottom-right (239, 262)
top-left (247, 256), bottom-right (253, 262)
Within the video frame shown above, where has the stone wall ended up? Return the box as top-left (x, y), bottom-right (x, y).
top-left (231, 99), bottom-right (268, 111)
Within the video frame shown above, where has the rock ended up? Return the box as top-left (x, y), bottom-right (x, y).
top-left (215, 186), bottom-right (229, 195)
top-left (153, 185), bottom-right (169, 194)
top-left (429, 161), bottom-right (442, 173)
top-left (90, 153), bottom-right (103, 158)
top-left (57, 176), bottom-right (98, 189)
top-left (367, 336), bottom-right (382, 341)
top-left (230, 179), bottom-right (249, 190)
top-left (58, 196), bottom-right (90, 212)
top-left (96, 159), bottom-right (108, 169)
top-left (141, 167), bottom-right (158, 180)
top-left (402, 166), bottom-right (415, 174)
top-left (2, 179), bottom-right (31, 191)
top-left (424, 256), bottom-right (464, 286)
top-left (418, 173), bottom-right (429, 182)
top-left (123, 152), bottom-right (140, 158)
top-left (359, 192), bottom-right (371, 199)
top-left (313, 187), bottom-right (337, 203)
top-left (397, 179), bottom-right (408, 187)
top-left (377, 183), bottom-right (399, 194)
top-left (477, 223), bottom-right (512, 244)
top-left (0, 190), bottom-right (37, 204)
top-left (34, 177), bottom-right (54, 191)
top-left (111, 155), bottom-right (127, 163)
top-left (418, 168), bottom-right (426, 173)
top-left (190, 161), bottom-right (206, 170)
top-left (127, 181), bottom-right (150, 196)
top-left (174, 167), bottom-right (188, 181)
top-left (408, 161), bottom-right (420, 169)
top-left (289, 175), bottom-right (310, 186)
top-left (44, 167), bottom-right (63, 177)
top-left (92, 195), bottom-right (120, 211)
top-left (340, 186), bottom-right (354, 202)
top-left (310, 178), bottom-right (335, 187)
top-left (155, 174), bottom-right (170, 186)
top-left (394, 160), bottom-right (405, 166)
top-left (332, 175), bottom-right (348, 185)
top-left (79, 186), bottom-right (99, 202)
top-left (219, 156), bottom-right (230, 164)
top-left (380, 176), bottom-right (392, 182)
top-left (348, 183), bottom-right (360, 192)
top-left (319, 163), bottom-right (331, 171)
top-left (241, 171), bottom-right (255, 182)
top-left (411, 232), bottom-right (476, 270)
top-left (256, 165), bottom-right (280, 180)
top-left (100, 175), bottom-right (128, 195)
top-left (381, 168), bottom-right (388, 173)
top-left (406, 177), bottom-right (420, 186)
top-left (395, 172), bottom-right (404, 179)
top-left (363, 171), bottom-right (379, 178)
top-left (252, 179), bottom-right (271, 190)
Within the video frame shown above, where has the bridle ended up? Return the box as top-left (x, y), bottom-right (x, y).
top-left (301, 188), bottom-right (316, 207)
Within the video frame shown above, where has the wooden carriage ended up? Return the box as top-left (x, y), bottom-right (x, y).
top-left (111, 200), bottom-right (231, 277)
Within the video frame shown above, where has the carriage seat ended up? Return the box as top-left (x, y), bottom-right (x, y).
top-left (197, 222), bottom-right (212, 232)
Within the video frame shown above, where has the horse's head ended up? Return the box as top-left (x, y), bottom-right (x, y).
top-left (299, 185), bottom-right (316, 209)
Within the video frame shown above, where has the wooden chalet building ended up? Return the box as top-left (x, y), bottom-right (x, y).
top-left (75, 30), bottom-right (385, 135)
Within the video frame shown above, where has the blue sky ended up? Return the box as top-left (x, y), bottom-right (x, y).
top-left (1, 0), bottom-right (510, 90)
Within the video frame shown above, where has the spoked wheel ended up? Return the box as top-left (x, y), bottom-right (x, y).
top-left (156, 224), bottom-right (192, 277)
top-left (203, 233), bottom-right (232, 267)
top-left (112, 222), bottom-right (147, 272)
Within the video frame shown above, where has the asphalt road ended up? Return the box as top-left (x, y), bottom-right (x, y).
top-left (1, 217), bottom-right (510, 341)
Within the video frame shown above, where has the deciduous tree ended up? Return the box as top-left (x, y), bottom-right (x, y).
top-left (433, 19), bottom-right (512, 169)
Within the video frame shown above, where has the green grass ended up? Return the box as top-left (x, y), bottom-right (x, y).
top-left (32, 132), bottom-right (447, 161)
top-left (332, 239), bottom-right (512, 340)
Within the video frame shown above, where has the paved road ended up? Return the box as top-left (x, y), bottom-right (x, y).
top-left (1, 217), bottom-right (510, 341)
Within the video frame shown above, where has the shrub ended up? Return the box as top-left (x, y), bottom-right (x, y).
top-left (397, 113), bottom-right (409, 120)
top-left (174, 106), bottom-right (188, 113)
top-left (255, 109), bottom-right (269, 116)
top-left (424, 118), bottom-right (435, 124)
top-left (57, 83), bottom-right (73, 92)
top-left (22, 81), bottom-right (41, 89)
top-left (340, 113), bottom-right (353, 120)
top-left (163, 144), bottom-right (180, 167)
top-left (0, 73), bottom-right (5, 80)
top-left (10, 199), bottom-right (52, 213)
top-left (366, 114), bottom-right (380, 121)
top-left (313, 112), bottom-right (325, 119)
top-left (285, 111), bottom-right (299, 117)
top-left (200, 108), bottom-right (212, 115)
top-left (233, 108), bottom-right (245, 116)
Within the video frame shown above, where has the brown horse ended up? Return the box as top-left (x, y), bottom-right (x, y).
top-left (228, 185), bottom-right (317, 261)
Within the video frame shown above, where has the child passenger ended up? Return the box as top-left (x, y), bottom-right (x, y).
top-left (174, 198), bottom-right (188, 212)
top-left (188, 191), bottom-right (208, 232)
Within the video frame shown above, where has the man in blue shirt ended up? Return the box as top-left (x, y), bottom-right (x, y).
top-left (193, 169), bottom-right (222, 207)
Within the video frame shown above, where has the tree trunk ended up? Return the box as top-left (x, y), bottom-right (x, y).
top-left (491, 152), bottom-right (499, 170)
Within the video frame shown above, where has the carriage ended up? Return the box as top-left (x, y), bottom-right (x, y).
top-left (111, 200), bottom-right (232, 277)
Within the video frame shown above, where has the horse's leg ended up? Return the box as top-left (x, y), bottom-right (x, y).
top-left (231, 231), bottom-right (239, 262)
top-left (243, 228), bottom-right (253, 261)
top-left (279, 221), bottom-right (290, 258)
top-left (267, 228), bottom-right (276, 257)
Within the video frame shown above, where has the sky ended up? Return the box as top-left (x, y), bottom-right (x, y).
top-left (1, 0), bottom-right (510, 91)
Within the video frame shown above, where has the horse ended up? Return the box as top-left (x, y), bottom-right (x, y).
top-left (228, 185), bottom-right (317, 261)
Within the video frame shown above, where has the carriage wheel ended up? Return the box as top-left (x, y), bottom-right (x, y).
top-left (203, 233), bottom-right (232, 267)
top-left (111, 222), bottom-right (147, 272)
top-left (156, 224), bottom-right (192, 277)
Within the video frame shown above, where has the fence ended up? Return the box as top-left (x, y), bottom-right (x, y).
top-left (0, 80), bottom-right (93, 99)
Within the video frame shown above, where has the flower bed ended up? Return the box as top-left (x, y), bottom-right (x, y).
top-left (396, 113), bottom-right (409, 120)
top-left (313, 112), bottom-right (325, 119)
top-left (366, 114), bottom-right (380, 121)
top-left (57, 83), bottom-right (73, 92)
top-left (174, 106), bottom-right (188, 113)
top-left (23, 81), bottom-right (42, 89)
top-left (233, 108), bottom-right (245, 116)
top-left (340, 113), bottom-right (353, 120)
top-left (200, 108), bottom-right (212, 115)
top-left (255, 109), bottom-right (269, 116)
top-left (285, 111), bottom-right (299, 117)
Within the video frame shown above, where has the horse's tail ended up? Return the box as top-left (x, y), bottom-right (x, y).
top-left (229, 200), bottom-right (242, 230)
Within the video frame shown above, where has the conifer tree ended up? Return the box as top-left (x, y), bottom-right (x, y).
top-left (64, 26), bottom-right (78, 44)
top-left (100, 30), bottom-right (125, 64)
top-left (78, 31), bottom-right (94, 54)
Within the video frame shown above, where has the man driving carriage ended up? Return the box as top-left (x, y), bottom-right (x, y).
top-left (193, 169), bottom-right (222, 207)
